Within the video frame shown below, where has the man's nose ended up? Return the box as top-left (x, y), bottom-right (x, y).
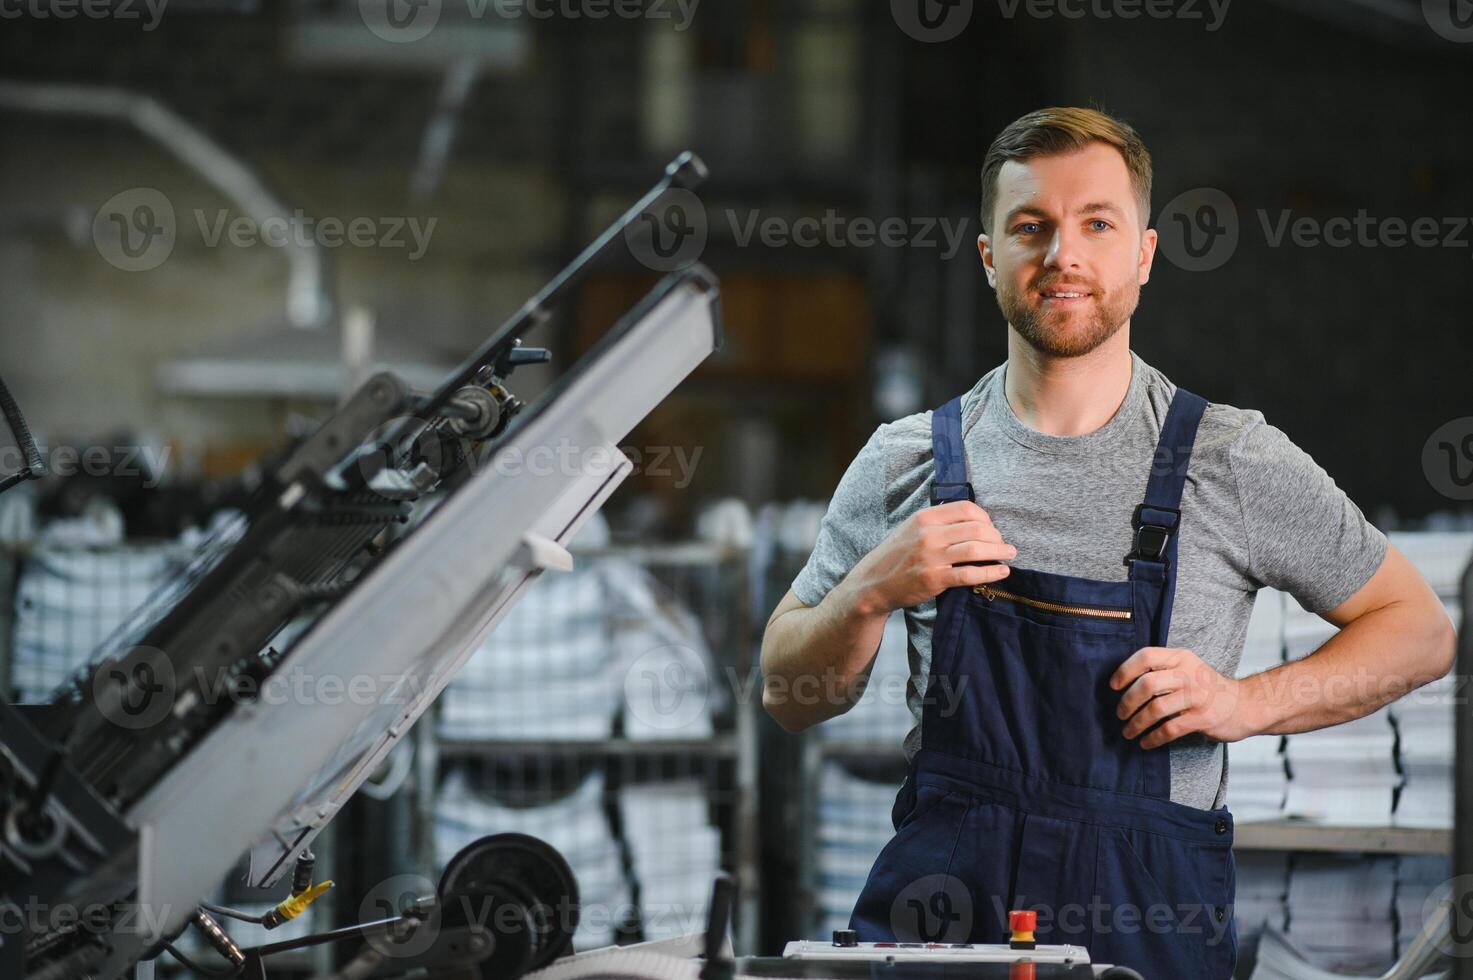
top-left (1044, 226), bottom-right (1086, 269)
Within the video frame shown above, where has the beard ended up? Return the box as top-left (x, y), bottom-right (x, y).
top-left (997, 272), bottom-right (1139, 358)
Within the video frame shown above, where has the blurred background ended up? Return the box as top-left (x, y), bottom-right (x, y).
top-left (1, 1), bottom-right (1471, 977)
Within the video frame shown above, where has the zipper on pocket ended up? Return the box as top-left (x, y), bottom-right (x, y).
top-left (971, 584), bottom-right (1132, 621)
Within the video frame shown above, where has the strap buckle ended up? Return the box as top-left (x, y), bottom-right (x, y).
top-left (1124, 503), bottom-right (1179, 567)
top-left (930, 481), bottom-right (975, 504)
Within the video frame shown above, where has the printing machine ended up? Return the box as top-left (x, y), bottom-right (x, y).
top-left (0, 149), bottom-right (1467, 980)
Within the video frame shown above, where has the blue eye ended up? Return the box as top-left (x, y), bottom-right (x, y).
top-left (1090, 219), bottom-right (1112, 232)
top-left (1018, 222), bottom-right (1041, 234)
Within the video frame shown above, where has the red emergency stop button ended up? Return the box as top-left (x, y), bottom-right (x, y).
top-left (1008, 910), bottom-right (1037, 950)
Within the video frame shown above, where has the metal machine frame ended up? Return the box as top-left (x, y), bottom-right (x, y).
top-left (0, 154), bottom-right (718, 980)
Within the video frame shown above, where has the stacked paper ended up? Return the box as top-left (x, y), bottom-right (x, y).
top-left (1385, 527), bottom-right (1468, 830)
top-left (618, 780), bottom-right (722, 942)
top-left (816, 611), bottom-right (914, 746)
top-left (438, 563), bottom-right (618, 740)
top-left (1281, 592), bottom-right (1399, 825)
top-left (439, 513), bottom-right (724, 743)
top-left (813, 762), bottom-right (902, 938)
top-left (1233, 851), bottom-right (1289, 946)
top-left (1283, 706), bottom-right (1397, 825)
top-left (608, 562), bottom-right (719, 741)
top-left (1228, 589), bottom-right (1288, 820)
top-left (1394, 854), bottom-right (1453, 959)
top-left (1392, 657), bottom-right (1457, 829)
top-left (1283, 854), bottom-right (1398, 973)
top-left (435, 767), bottom-right (629, 950)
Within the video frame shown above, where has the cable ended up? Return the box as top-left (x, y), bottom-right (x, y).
top-left (161, 942), bottom-right (240, 979)
top-left (200, 902), bottom-right (266, 925)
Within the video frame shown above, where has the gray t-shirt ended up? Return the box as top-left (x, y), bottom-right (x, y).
top-left (790, 351), bottom-right (1387, 810)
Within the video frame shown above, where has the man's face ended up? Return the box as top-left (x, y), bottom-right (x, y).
top-left (978, 142), bottom-right (1157, 357)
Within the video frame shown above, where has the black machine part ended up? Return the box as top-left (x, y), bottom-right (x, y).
top-left (0, 369), bottom-right (45, 496)
top-left (438, 832), bottom-right (581, 976)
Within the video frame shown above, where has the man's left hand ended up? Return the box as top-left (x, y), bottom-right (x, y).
top-left (1111, 646), bottom-right (1259, 749)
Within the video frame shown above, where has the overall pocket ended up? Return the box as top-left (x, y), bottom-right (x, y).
top-left (1094, 825), bottom-right (1236, 980)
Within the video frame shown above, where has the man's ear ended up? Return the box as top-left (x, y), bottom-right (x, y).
top-left (1138, 226), bottom-right (1159, 286)
top-left (978, 233), bottom-right (997, 289)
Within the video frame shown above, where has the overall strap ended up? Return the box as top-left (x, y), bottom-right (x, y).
top-left (1125, 387), bottom-right (1209, 638)
top-left (1128, 387), bottom-right (1208, 802)
top-left (929, 396), bottom-right (974, 505)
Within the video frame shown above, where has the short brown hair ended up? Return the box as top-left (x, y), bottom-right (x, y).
top-left (980, 106), bottom-right (1152, 234)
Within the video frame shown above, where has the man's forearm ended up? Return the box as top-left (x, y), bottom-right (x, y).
top-left (1239, 598), bottom-right (1456, 737)
top-left (760, 577), bottom-right (893, 733)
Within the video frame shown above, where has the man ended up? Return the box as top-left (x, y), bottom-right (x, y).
top-left (759, 107), bottom-right (1456, 978)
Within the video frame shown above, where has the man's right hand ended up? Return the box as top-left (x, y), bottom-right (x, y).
top-left (844, 500), bottom-right (1016, 615)
top-left (759, 500), bottom-right (1016, 733)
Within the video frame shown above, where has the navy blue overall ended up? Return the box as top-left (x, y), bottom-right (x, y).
top-left (849, 388), bottom-right (1237, 979)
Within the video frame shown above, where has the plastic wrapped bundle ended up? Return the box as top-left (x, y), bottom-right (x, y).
top-left (437, 565), bottom-right (617, 741)
top-left (813, 762), bottom-right (903, 938)
top-left (618, 780), bottom-right (722, 942)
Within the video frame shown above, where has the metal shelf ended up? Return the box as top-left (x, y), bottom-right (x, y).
top-left (435, 735), bottom-right (740, 759)
top-left (1232, 821), bottom-right (1452, 855)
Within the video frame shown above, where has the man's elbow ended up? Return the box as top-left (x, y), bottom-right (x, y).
top-left (762, 686), bottom-right (814, 735)
top-left (1429, 606), bottom-right (1458, 679)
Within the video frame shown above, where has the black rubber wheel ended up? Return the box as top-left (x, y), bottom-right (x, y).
top-left (438, 833), bottom-right (580, 970)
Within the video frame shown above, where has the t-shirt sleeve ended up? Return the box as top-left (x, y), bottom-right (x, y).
top-left (789, 425), bottom-right (891, 608)
top-left (1229, 414), bottom-right (1388, 615)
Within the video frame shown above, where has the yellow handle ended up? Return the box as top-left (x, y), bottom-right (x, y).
top-left (276, 880), bottom-right (334, 921)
